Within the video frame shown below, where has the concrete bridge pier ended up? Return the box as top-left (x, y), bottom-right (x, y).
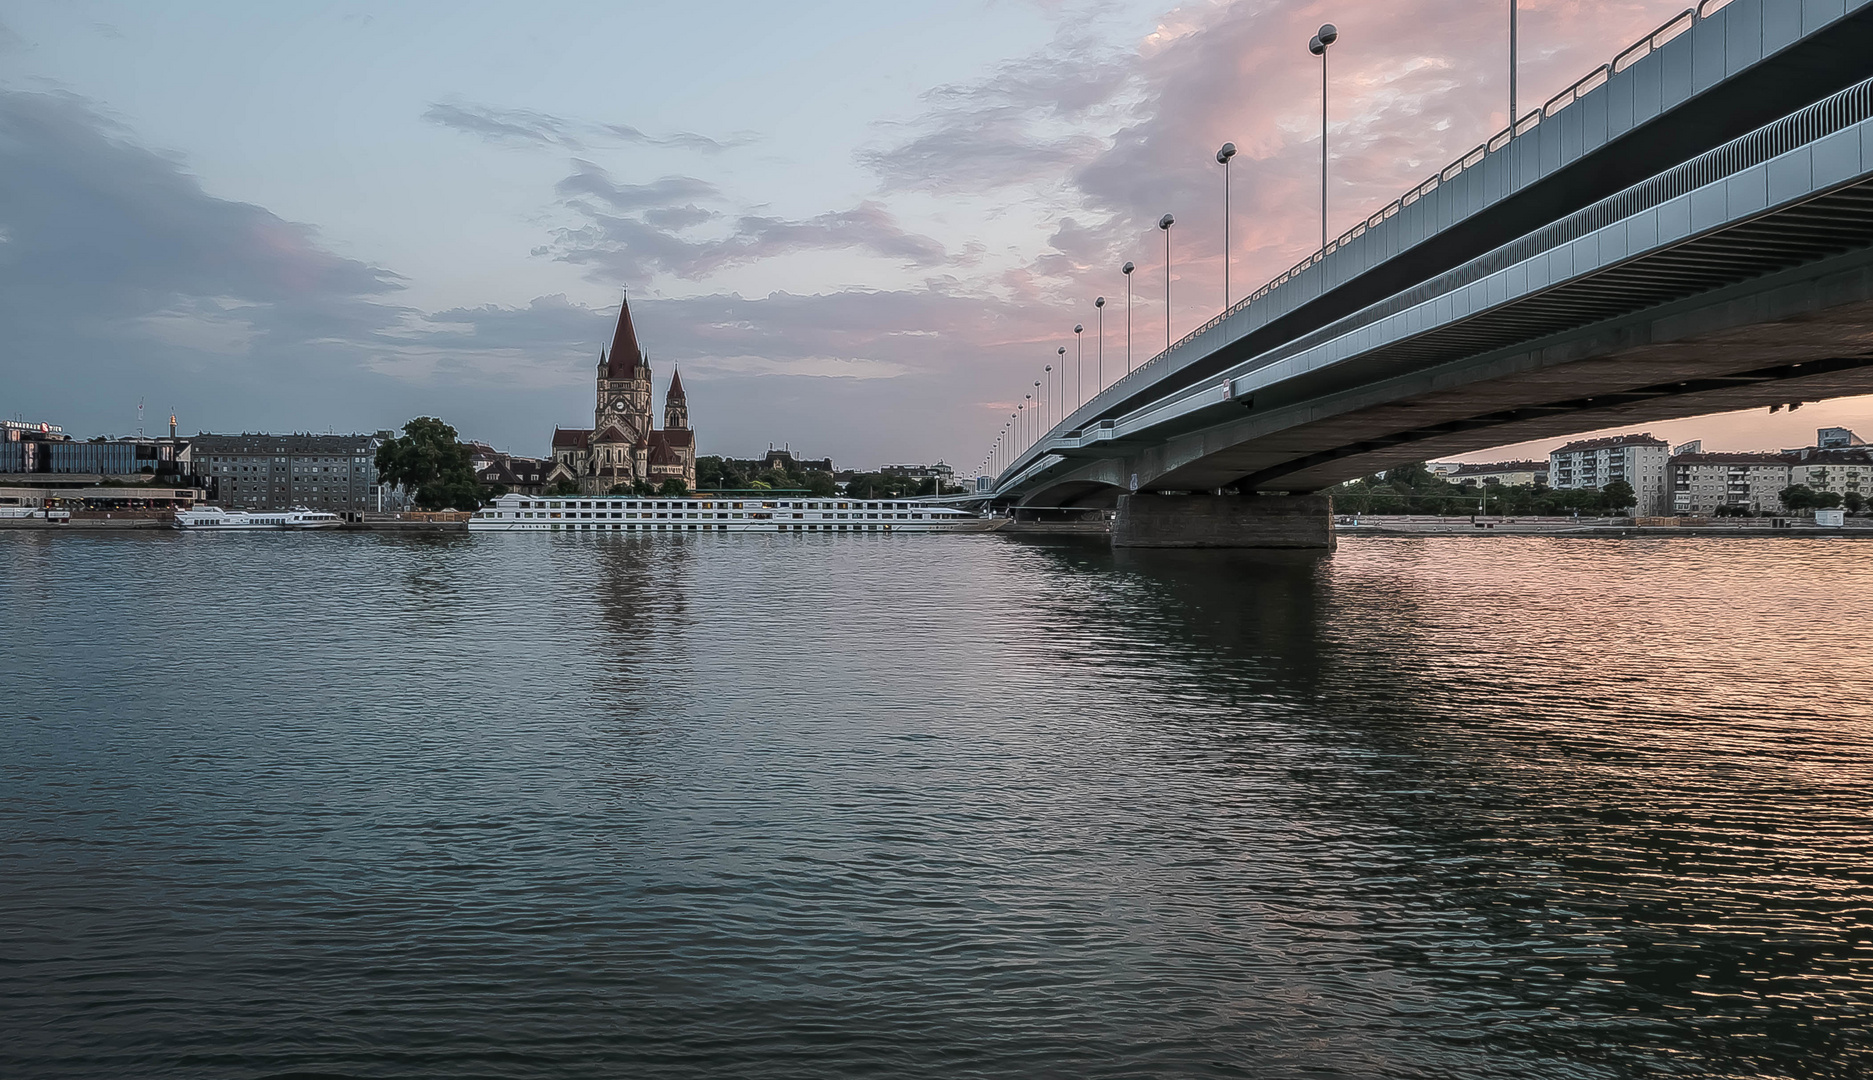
top-left (1111, 493), bottom-right (1336, 550)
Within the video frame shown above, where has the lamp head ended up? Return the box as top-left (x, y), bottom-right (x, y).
top-left (1318, 23), bottom-right (1337, 46)
top-left (1074, 324), bottom-right (1083, 334)
top-left (1159, 213), bottom-right (1175, 230)
top-left (1122, 261), bottom-right (1134, 275)
top-left (1217, 142), bottom-right (1237, 164)
top-left (1095, 296), bottom-right (1105, 308)
top-left (1309, 34), bottom-right (1324, 55)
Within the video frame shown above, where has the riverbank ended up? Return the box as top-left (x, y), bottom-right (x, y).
top-left (1341, 514), bottom-right (1873, 537)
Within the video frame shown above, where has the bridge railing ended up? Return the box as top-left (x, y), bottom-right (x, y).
top-left (1049, 4), bottom-right (1725, 449)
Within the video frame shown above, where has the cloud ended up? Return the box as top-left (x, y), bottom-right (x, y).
top-left (0, 89), bottom-right (615, 445)
top-left (546, 161), bottom-right (951, 281)
top-left (424, 99), bottom-right (744, 154)
top-left (600, 123), bottom-right (746, 153)
top-left (422, 101), bottom-right (578, 147)
top-left (554, 161), bottom-right (720, 211)
top-left (862, 29), bottom-right (1131, 193)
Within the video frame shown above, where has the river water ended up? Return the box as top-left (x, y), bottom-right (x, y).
top-left (2, 531), bottom-right (1870, 1078)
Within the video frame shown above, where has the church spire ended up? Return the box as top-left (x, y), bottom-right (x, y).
top-left (606, 287), bottom-right (645, 378)
top-left (664, 368), bottom-right (689, 430)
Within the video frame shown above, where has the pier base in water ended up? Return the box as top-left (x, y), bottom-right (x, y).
top-left (1111, 493), bottom-right (1336, 550)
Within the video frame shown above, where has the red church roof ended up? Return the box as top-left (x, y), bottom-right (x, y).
top-left (607, 290), bottom-right (645, 379)
top-left (552, 428), bottom-right (589, 449)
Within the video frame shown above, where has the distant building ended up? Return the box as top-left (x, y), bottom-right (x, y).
top-left (476, 454), bottom-right (554, 496)
top-left (881, 462), bottom-right (955, 480)
top-left (191, 432), bottom-right (394, 512)
top-left (1672, 440), bottom-right (1702, 456)
top-left (1817, 427), bottom-right (1865, 449)
top-left (2, 419), bottom-right (192, 479)
top-left (760, 448), bottom-right (833, 474)
top-left (1444, 460), bottom-right (1548, 487)
top-left (1548, 433), bottom-right (1670, 515)
top-left (1785, 446), bottom-right (1873, 502)
top-left (1669, 452), bottom-right (1791, 515)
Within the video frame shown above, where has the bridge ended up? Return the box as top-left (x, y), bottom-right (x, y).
top-left (988, 0), bottom-right (1873, 548)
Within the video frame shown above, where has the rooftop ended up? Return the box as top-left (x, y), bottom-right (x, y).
top-left (1552, 433), bottom-right (1669, 454)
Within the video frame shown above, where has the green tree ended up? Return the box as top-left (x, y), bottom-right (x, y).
top-left (546, 478), bottom-right (581, 497)
top-left (375, 417), bottom-right (488, 510)
top-left (1780, 484), bottom-right (1818, 511)
top-left (800, 470), bottom-right (837, 497)
top-left (1600, 480), bottom-right (1637, 515)
top-left (657, 477), bottom-right (689, 496)
top-left (1844, 491), bottom-right (1865, 514)
top-left (1815, 490), bottom-right (1843, 510)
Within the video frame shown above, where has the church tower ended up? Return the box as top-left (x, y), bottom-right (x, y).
top-left (595, 289), bottom-right (653, 440)
top-left (664, 369), bottom-right (689, 430)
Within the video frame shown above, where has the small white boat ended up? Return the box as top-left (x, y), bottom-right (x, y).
top-left (174, 506), bottom-right (344, 530)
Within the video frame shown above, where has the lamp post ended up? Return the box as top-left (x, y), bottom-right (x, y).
top-left (1094, 297), bottom-right (1106, 391)
top-left (1073, 324), bottom-right (1083, 409)
top-left (1122, 261), bottom-right (1135, 374)
top-left (1309, 23), bottom-right (1338, 252)
top-left (1159, 213), bottom-right (1175, 355)
top-left (1034, 380), bottom-right (1042, 439)
top-left (1045, 365), bottom-right (1055, 432)
top-left (1217, 142), bottom-right (1236, 311)
top-left (1510, 1), bottom-right (1518, 132)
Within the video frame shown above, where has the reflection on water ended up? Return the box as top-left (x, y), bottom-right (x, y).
top-left (2, 531), bottom-right (1869, 1078)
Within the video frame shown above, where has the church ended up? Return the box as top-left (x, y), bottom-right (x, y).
top-left (547, 290), bottom-right (697, 493)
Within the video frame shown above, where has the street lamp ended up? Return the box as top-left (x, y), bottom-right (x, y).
top-left (1073, 324), bottom-right (1083, 409)
top-left (1159, 213), bottom-right (1175, 355)
top-left (1045, 365), bottom-right (1055, 432)
top-left (1034, 380), bottom-right (1042, 438)
top-left (1309, 22), bottom-right (1338, 251)
top-left (1122, 261), bottom-right (1135, 374)
top-left (1216, 142), bottom-right (1236, 311)
top-left (1094, 297), bottom-right (1106, 391)
top-left (1510, 1), bottom-right (1518, 132)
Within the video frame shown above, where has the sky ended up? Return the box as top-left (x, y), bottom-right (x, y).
top-left (2, 0), bottom-right (1868, 473)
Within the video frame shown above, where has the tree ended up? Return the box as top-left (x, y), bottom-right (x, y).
top-left (657, 477), bottom-right (689, 496)
top-left (1600, 480), bottom-right (1636, 515)
top-left (546, 478), bottom-right (581, 497)
top-left (1844, 491), bottom-right (1865, 514)
top-left (1815, 490), bottom-right (1843, 510)
top-left (375, 417), bottom-right (488, 510)
top-left (800, 471), bottom-right (837, 497)
top-left (1780, 484), bottom-right (1818, 511)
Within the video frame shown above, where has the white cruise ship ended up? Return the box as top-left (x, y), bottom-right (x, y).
top-left (174, 506), bottom-right (344, 530)
top-left (469, 492), bottom-right (980, 533)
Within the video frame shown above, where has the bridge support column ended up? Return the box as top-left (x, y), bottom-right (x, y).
top-left (1111, 493), bottom-right (1335, 550)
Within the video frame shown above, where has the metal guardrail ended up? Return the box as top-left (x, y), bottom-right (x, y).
top-left (1058, 2), bottom-right (1736, 424)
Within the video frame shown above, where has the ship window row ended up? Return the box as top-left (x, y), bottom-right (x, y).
top-left (512, 499), bottom-right (927, 511)
top-left (487, 510), bottom-right (931, 521)
top-left (472, 519), bottom-right (923, 532)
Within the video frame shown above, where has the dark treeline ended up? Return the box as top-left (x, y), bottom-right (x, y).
top-left (1333, 462), bottom-right (1636, 516)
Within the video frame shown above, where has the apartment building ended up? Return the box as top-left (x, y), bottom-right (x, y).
top-left (1548, 433), bottom-right (1671, 515)
top-left (191, 432), bottom-right (395, 512)
top-left (1669, 452), bottom-right (1791, 515)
